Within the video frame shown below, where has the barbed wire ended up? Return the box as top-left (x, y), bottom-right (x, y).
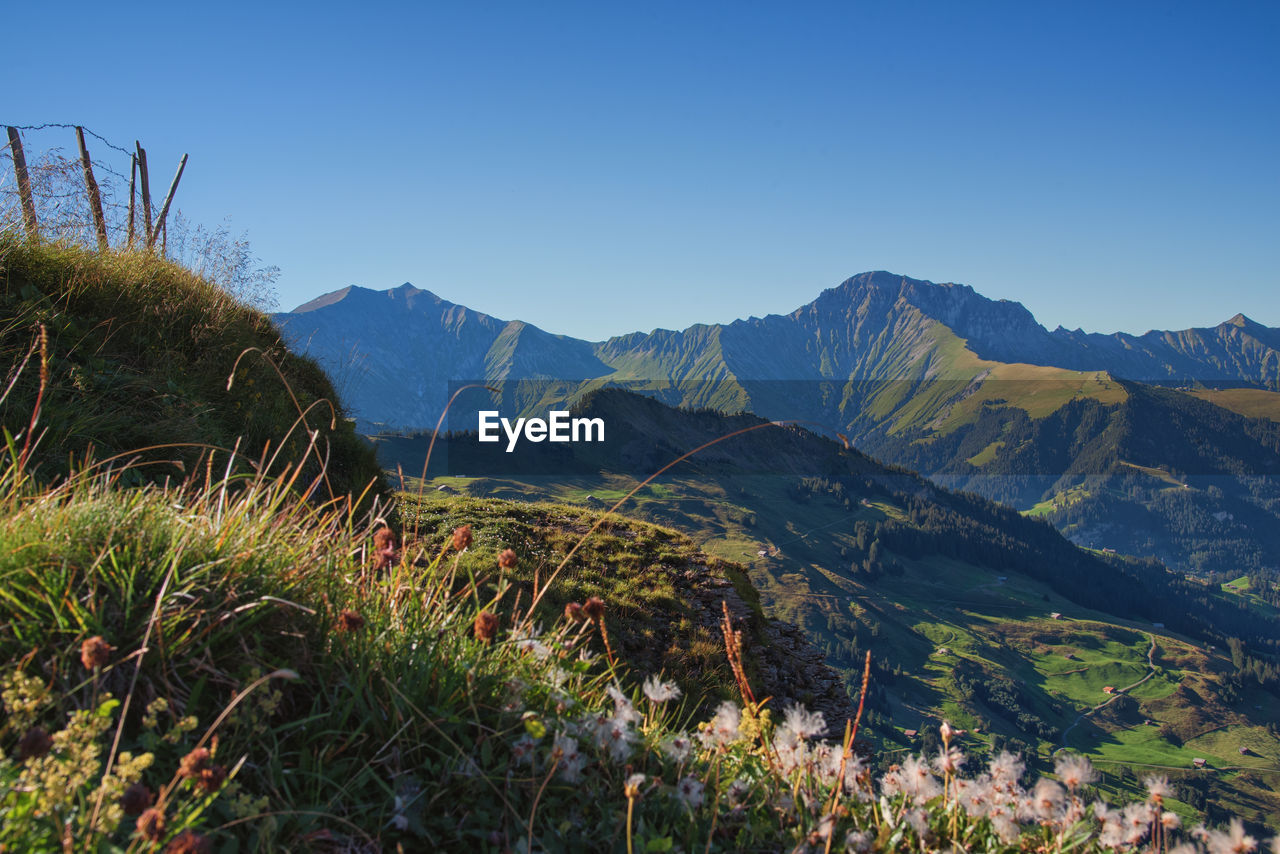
top-left (2, 122), bottom-right (137, 158)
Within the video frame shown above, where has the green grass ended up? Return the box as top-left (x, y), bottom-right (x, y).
top-left (0, 236), bottom-right (386, 504)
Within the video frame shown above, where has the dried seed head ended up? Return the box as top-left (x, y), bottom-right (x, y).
top-left (583, 596), bottom-right (605, 622)
top-left (372, 526), bottom-right (400, 570)
top-left (178, 747), bottom-right (211, 780)
top-left (373, 526), bottom-right (398, 551)
top-left (136, 807), bottom-right (166, 842)
top-left (336, 609), bottom-right (365, 633)
top-left (498, 548), bottom-right (517, 569)
top-left (81, 635), bottom-right (114, 670)
top-left (452, 524), bottom-right (473, 551)
top-left (16, 726), bottom-right (53, 761)
top-left (564, 602), bottom-right (585, 622)
top-left (474, 611), bottom-right (499, 643)
top-left (199, 763), bottom-right (227, 793)
top-left (164, 829), bottom-right (211, 854)
top-left (120, 782), bottom-right (153, 816)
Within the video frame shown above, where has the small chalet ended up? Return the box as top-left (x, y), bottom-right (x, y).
top-left (1192, 758), bottom-right (1207, 768)
top-left (903, 729), bottom-right (918, 738)
top-left (1102, 686), bottom-right (1116, 694)
top-left (1050, 612), bottom-right (1063, 620)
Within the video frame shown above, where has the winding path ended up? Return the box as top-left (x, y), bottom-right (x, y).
top-left (1057, 633), bottom-right (1158, 751)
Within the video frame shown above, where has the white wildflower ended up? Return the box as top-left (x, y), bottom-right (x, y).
top-left (1202, 819), bottom-right (1257, 854)
top-left (607, 684), bottom-right (641, 725)
top-left (642, 675), bottom-right (682, 703)
top-left (844, 829), bottom-right (873, 852)
top-left (674, 775), bottom-right (704, 809)
top-left (931, 745), bottom-right (965, 776)
top-left (900, 754), bottom-right (942, 804)
top-left (1031, 778), bottom-right (1065, 820)
top-left (781, 702), bottom-right (827, 740)
top-left (697, 701), bottom-right (741, 748)
top-left (511, 733), bottom-right (538, 767)
top-left (1054, 753), bottom-right (1097, 791)
top-left (1144, 774), bottom-right (1172, 802)
top-left (660, 731), bottom-right (693, 763)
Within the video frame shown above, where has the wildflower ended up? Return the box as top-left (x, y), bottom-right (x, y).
top-left (989, 805), bottom-right (1021, 844)
top-left (1144, 774), bottom-right (1171, 803)
top-left (1054, 753), bottom-right (1097, 791)
top-left (660, 731), bottom-right (692, 763)
top-left (773, 725), bottom-right (805, 774)
top-left (988, 751), bottom-right (1024, 785)
top-left (165, 830), bottom-right (211, 854)
top-left (1031, 777), bottom-right (1065, 820)
top-left (583, 596), bottom-right (605, 622)
top-left (558, 751), bottom-right (586, 782)
top-left (564, 601), bottom-right (585, 622)
top-left (932, 745), bottom-right (965, 776)
top-left (675, 775), bottom-right (704, 809)
top-left (727, 776), bottom-right (751, 805)
top-left (697, 701), bottom-right (741, 748)
top-left (136, 807), bottom-right (166, 842)
top-left (474, 611), bottom-right (499, 643)
top-left (601, 716), bottom-right (636, 762)
top-left (643, 675), bottom-right (681, 703)
top-left (452, 524), bottom-right (473, 551)
top-left (498, 548), bottom-right (517, 569)
top-left (551, 731), bottom-right (579, 764)
top-left (179, 747), bottom-right (211, 779)
top-left (780, 702), bottom-right (826, 740)
top-left (336, 609), bottom-right (365, 633)
top-left (844, 829), bottom-right (873, 852)
top-left (1201, 819), bottom-right (1257, 854)
top-left (607, 684), bottom-right (641, 725)
top-left (1120, 802), bottom-right (1154, 846)
top-left (16, 726), bottom-right (53, 760)
top-left (516, 636), bottom-right (551, 658)
top-left (120, 782), bottom-right (153, 816)
top-left (904, 807), bottom-right (929, 837)
top-left (940, 719), bottom-right (955, 744)
top-left (1161, 811), bottom-right (1182, 830)
top-left (624, 773), bottom-right (645, 798)
top-left (81, 635), bottom-right (114, 670)
top-left (512, 733), bottom-right (538, 766)
top-left (900, 754), bottom-right (942, 804)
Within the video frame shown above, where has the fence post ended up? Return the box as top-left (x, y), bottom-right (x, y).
top-left (135, 142), bottom-right (153, 248)
top-left (149, 153), bottom-right (187, 248)
top-left (127, 152), bottom-right (137, 247)
top-left (75, 127), bottom-right (110, 250)
top-left (5, 127), bottom-right (39, 240)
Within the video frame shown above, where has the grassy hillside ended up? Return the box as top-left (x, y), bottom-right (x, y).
top-left (378, 390), bottom-right (1280, 831)
top-left (0, 236), bottom-right (385, 503)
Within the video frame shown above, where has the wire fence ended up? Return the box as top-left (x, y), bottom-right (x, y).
top-left (1, 123), bottom-right (278, 309)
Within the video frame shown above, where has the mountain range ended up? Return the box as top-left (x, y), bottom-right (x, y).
top-left (273, 273), bottom-right (1280, 574)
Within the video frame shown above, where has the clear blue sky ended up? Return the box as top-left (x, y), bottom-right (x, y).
top-left (6, 1), bottom-right (1278, 339)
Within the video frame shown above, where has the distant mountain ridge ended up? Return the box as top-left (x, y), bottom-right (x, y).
top-left (273, 272), bottom-right (1280, 573)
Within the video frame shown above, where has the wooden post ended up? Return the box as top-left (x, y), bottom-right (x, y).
top-left (149, 153), bottom-right (187, 248)
top-left (135, 142), bottom-right (153, 248)
top-left (126, 152), bottom-right (137, 247)
top-left (75, 127), bottom-right (109, 250)
top-left (6, 127), bottom-right (39, 239)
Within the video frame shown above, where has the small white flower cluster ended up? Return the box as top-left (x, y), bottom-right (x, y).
top-left (493, 645), bottom-right (1280, 854)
